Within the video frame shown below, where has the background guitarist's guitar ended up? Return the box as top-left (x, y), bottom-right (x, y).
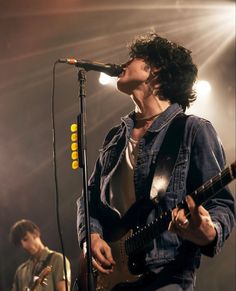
top-left (26, 265), bottom-right (52, 291)
top-left (78, 161), bottom-right (236, 291)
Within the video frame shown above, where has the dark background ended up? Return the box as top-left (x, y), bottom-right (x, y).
top-left (0, 0), bottom-right (235, 290)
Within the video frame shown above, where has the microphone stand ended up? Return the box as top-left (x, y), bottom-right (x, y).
top-left (77, 69), bottom-right (94, 291)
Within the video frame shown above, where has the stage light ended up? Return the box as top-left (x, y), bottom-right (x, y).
top-left (99, 72), bottom-right (117, 86)
top-left (193, 80), bottom-right (212, 99)
top-left (187, 80), bottom-right (213, 117)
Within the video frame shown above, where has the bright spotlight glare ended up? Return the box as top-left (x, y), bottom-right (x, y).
top-left (99, 72), bottom-right (110, 85)
top-left (194, 80), bottom-right (212, 98)
top-left (99, 72), bottom-right (117, 86)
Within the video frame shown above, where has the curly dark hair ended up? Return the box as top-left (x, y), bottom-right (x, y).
top-left (9, 219), bottom-right (41, 246)
top-left (129, 33), bottom-right (198, 110)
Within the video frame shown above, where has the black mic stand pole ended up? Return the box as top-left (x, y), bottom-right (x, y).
top-left (77, 69), bottom-right (95, 291)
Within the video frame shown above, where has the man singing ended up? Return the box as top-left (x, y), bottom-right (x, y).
top-left (77, 32), bottom-right (235, 290)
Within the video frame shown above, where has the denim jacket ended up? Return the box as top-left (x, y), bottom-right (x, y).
top-left (77, 103), bottom-right (235, 272)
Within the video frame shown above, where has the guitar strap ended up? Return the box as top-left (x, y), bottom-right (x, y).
top-left (40, 252), bottom-right (54, 270)
top-left (148, 113), bottom-right (188, 203)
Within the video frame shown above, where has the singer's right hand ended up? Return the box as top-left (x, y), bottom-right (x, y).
top-left (83, 233), bottom-right (115, 274)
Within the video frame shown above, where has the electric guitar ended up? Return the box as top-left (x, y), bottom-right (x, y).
top-left (26, 265), bottom-right (52, 291)
top-left (78, 161), bottom-right (236, 291)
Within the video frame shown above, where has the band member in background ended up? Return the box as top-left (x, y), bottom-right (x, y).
top-left (77, 32), bottom-right (235, 290)
top-left (10, 219), bottom-right (71, 291)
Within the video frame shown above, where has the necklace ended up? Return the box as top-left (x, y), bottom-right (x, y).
top-left (135, 113), bottom-right (160, 121)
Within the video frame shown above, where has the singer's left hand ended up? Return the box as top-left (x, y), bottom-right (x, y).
top-left (168, 195), bottom-right (217, 246)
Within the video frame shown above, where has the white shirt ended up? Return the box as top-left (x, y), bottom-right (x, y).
top-left (110, 138), bottom-right (138, 216)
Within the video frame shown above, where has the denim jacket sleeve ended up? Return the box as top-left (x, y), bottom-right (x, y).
top-left (187, 117), bottom-right (235, 257)
top-left (77, 125), bottom-right (122, 247)
top-left (77, 158), bottom-right (104, 247)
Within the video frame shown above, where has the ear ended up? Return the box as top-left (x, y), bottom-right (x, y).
top-left (150, 67), bottom-right (161, 83)
top-left (145, 69), bottom-right (160, 84)
top-left (144, 64), bottom-right (151, 72)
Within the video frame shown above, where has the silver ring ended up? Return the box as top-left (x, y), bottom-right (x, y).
top-left (183, 219), bottom-right (189, 225)
top-left (180, 219), bottom-right (189, 229)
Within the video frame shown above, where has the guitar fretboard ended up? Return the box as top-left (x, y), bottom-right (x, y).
top-left (125, 162), bottom-right (236, 256)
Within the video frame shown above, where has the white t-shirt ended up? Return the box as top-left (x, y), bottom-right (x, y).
top-left (110, 138), bottom-right (138, 216)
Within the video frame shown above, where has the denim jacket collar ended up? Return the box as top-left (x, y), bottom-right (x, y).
top-left (120, 103), bottom-right (183, 133)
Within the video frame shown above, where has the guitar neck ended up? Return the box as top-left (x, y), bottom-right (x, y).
top-left (125, 162), bottom-right (236, 256)
top-left (189, 163), bottom-right (235, 208)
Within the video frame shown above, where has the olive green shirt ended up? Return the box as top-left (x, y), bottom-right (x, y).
top-left (12, 247), bottom-right (71, 291)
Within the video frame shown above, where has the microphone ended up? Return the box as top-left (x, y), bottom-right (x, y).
top-left (58, 58), bottom-right (123, 77)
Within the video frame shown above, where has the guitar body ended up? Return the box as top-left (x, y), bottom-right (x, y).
top-left (26, 266), bottom-right (52, 291)
top-left (98, 232), bottom-right (141, 291)
top-left (78, 231), bottom-right (142, 291)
